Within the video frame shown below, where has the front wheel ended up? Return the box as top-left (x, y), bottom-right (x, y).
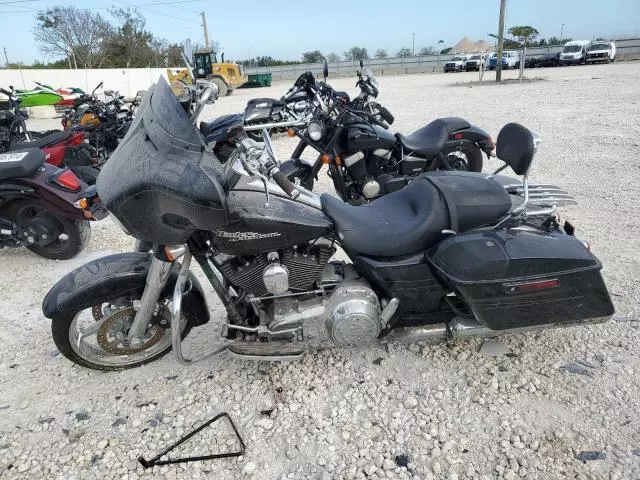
top-left (51, 295), bottom-right (191, 370)
top-left (443, 144), bottom-right (484, 173)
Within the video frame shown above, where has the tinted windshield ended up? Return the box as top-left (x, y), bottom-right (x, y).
top-left (365, 67), bottom-right (378, 88)
top-left (452, 56), bottom-right (465, 61)
top-left (469, 55), bottom-right (481, 60)
top-left (563, 45), bottom-right (583, 53)
top-left (589, 43), bottom-right (609, 51)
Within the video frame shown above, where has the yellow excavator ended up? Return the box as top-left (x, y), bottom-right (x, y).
top-left (167, 49), bottom-right (247, 97)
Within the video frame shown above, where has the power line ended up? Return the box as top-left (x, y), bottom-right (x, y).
top-left (0, 0), bottom-right (40, 4)
top-left (112, 0), bottom-right (194, 23)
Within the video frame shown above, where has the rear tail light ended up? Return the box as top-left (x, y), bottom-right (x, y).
top-left (504, 279), bottom-right (560, 294)
top-left (69, 132), bottom-right (85, 146)
top-left (51, 169), bottom-right (82, 192)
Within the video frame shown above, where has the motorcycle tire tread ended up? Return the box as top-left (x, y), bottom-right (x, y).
top-left (51, 310), bottom-right (192, 371)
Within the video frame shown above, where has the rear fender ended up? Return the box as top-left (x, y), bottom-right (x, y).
top-left (443, 125), bottom-right (494, 156)
top-left (42, 252), bottom-right (210, 327)
top-left (1, 164), bottom-right (85, 220)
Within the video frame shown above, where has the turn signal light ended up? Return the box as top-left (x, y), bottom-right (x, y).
top-left (75, 198), bottom-right (89, 209)
top-left (287, 128), bottom-right (296, 137)
top-left (52, 170), bottom-right (82, 192)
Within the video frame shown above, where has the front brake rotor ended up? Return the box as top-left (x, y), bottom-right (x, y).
top-left (96, 307), bottom-right (165, 355)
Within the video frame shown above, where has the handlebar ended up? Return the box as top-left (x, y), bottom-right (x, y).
top-left (272, 170), bottom-right (299, 198)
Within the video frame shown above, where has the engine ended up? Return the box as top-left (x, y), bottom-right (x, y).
top-left (214, 241), bottom-right (335, 298)
top-left (342, 149), bottom-right (428, 199)
top-left (269, 273), bottom-right (383, 346)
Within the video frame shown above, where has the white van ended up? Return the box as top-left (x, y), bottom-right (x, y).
top-left (586, 41), bottom-right (616, 63)
top-left (559, 40), bottom-right (591, 65)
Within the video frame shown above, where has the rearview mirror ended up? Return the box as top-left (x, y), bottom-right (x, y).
top-left (359, 59), bottom-right (364, 69)
top-left (323, 60), bottom-right (328, 81)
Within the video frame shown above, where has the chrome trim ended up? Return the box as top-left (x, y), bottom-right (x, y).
top-left (171, 251), bottom-right (229, 365)
top-left (243, 119), bottom-right (308, 131)
top-left (128, 256), bottom-right (172, 341)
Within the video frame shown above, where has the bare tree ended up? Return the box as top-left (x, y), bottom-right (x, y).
top-left (326, 52), bottom-right (340, 62)
top-left (419, 46), bottom-right (437, 56)
top-left (33, 6), bottom-right (114, 68)
top-left (374, 49), bottom-right (388, 59)
top-left (343, 47), bottom-right (368, 61)
top-left (396, 47), bottom-right (413, 57)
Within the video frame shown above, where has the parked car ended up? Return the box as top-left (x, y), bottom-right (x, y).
top-left (559, 40), bottom-right (590, 65)
top-left (586, 41), bottom-right (616, 63)
top-left (536, 52), bottom-right (561, 67)
top-left (524, 56), bottom-right (538, 68)
top-left (444, 56), bottom-right (468, 73)
top-left (488, 51), bottom-right (520, 70)
top-left (465, 54), bottom-right (487, 71)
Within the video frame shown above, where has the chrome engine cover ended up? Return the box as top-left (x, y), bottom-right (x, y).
top-left (362, 180), bottom-right (381, 199)
top-left (325, 280), bottom-right (381, 344)
top-left (268, 271), bottom-right (381, 347)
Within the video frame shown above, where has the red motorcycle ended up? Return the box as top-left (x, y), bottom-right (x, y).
top-left (1, 87), bottom-right (100, 184)
top-left (0, 148), bottom-right (107, 259)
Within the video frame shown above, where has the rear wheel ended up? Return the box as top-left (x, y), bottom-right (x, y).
top-left (443, 144), bottom-right (483, 173)
top-left (3, 200), bottom-right (90, 259)
top-left (51, 295), bottom-right (191, 371)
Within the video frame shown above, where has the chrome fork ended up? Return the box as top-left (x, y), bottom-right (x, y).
top-left (171, 251), bottom-right (229, 365)
top-left (127, 254), bottom-right (173, 344)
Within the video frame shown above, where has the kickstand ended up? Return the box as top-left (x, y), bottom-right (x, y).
top-left (445, 322), bottom-right (455, 347)
top-left (138, 412), bottom-right (246, 469)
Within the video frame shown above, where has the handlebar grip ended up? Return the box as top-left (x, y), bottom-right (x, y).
top-left (272, 170), bottom-right (299, 199)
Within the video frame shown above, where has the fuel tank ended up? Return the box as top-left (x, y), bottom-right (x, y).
top-left (216, 175), bottom-right (332, 255)
top-left (346, 122), bottom-right (397, 151)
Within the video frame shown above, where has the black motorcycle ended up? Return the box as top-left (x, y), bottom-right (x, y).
top-left (200, 67), bottom-right (391, 161)
top-left (280, 82), bottom-right (493, 202)
top-left (42, 77), bottom-right (614, 371)
top-left (0, 149), bottom-right (107, 259)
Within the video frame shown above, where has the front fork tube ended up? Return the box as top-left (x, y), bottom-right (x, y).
top-left (171, 251), bottom-right (229, 365)
top-left (128, 254), bottom-right (172, 343)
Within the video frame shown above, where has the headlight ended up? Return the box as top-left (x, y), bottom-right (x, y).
top-left (307, 121), bottom-right (323, 141)
top-left (198, 68), bottom-right (205, 75)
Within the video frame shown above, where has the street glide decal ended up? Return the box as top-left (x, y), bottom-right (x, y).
top-left (216, 231), bottom-right (282, 242)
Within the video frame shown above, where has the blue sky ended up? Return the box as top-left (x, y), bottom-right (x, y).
top-left (1, 0), bottom-right (638, 64)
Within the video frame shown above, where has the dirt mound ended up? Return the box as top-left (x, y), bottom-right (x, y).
top-left (454, 37), bottom-right (494, 54)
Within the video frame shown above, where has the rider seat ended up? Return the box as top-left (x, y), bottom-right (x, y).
top-left (396, 117), bottom-right (471, 156)
top-left (321, 171), bottom-right (512, 257)
top-left (9, 130), bottom-right (72, 150)
top-left (0, 149), bottom-right (45, 180)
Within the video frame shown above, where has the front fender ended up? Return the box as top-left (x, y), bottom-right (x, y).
top-left (42, 252), bottom-right (210, 326)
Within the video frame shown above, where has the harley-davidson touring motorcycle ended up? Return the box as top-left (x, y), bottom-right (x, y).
top-left (42, 78), bottom-right (614, 370)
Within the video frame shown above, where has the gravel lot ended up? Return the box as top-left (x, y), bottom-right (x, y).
top-left (1, 63), bottom-right (639, 480)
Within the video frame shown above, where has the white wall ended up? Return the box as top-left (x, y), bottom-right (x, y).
top-left (0, 67), bottom-right (170, 98)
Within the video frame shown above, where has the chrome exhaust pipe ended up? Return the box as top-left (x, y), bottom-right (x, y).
top-left (385, 316), bottom-right (611, 345)
top-left (244, 119), bottom-right (308, 131)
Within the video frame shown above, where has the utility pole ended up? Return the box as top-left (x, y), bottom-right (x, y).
top-left (412, 33), bottom-right (415, 55)
top-left (200, 11), bottom-right (209, 50)
top-left (2, 47), bottom-right (8, 67)
top-left (496, 0), bottom-right (506, 82)
top-left (560, 23), bottom-right (564, 40)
